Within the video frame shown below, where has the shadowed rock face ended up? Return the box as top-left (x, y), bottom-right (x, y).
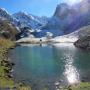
top-left (74, 36), bottom-right (90, 49)
top-left (74, 25), bottom-right (90, 49)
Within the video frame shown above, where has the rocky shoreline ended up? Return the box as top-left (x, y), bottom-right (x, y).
top-left (0, 39), bottom-right (15, 89)
top-left (0, 38), bottom-right (32, 90)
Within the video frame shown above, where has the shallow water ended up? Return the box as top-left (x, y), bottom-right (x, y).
top-left (9, 43), bottom-right (90, 90)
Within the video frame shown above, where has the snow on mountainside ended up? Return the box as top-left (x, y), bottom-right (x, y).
top-left (0, 8), bottom-right (13, 21)
top-left (0, 8), bottom-right (21, 30)
top-left (51, 25), bottom-right (90, 43)
top-left (0, 8), bottom-right (48, 32)
top-left (13, 12), bottom-right (48, 29)
top-left (17, 25), bottom-right (90, 43)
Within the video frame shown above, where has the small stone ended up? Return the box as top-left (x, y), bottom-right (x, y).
top-left (55, 81), bottom-right (60, 86)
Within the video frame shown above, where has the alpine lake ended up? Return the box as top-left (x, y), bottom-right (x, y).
top-left (9, 43), bottom-right (90, 90)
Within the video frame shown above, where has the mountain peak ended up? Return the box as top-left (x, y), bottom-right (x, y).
top-left (0, 8), bottom-right (13, 21)
top-left (54, 3), bottom-right (69, 19)
top-left (0, 8), bottom-right (8, 13)
top-left (15, 11), bottom-right (29, 16)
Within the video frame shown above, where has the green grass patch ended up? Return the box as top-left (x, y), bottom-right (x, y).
top-left (62, 82), bottom-right (90, 90)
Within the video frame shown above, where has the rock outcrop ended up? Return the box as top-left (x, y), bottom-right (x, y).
top-left (74, 36), bottom-right (90, 49)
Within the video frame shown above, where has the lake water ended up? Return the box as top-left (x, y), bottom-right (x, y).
top-left (9, 43), bottom-right (90, 90)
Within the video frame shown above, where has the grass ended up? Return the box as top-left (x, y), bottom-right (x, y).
top-left (0, 38), bottom-right (15, 89)
top-left (0, 38), bottom-right (32, 90)
top-left (0, 77), bottom-right (14, 89)
top-left (70, 82), bottom-right (90, 90)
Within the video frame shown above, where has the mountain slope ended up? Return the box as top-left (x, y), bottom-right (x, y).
top-left (41, 0), bottom-right (90, 36)
top-left (0, 8), bottom-right (22, 30)
top-left (0, 8), bottom-right (13, 21)
top-left (41, 3), bottom-right (79, 36)
top-left (74, 25), bottom-right (90, 49)
top-left (13, 12), bottom-right (48, 29)
top-left (0, 19), bottom-right (19, 40)
top-left (51, 25), bottom-right (90, 43)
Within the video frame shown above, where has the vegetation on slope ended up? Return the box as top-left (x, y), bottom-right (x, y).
top-left (0, 38), bottom-right (15, 89)
top-left (62, 82), bottom-right (90, 90)
top-left (0, 38), bottom-right (32, 90)
top-left (0, 19), bottom-right (19, 40)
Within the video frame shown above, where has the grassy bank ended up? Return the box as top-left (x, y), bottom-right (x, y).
top-left (60, 82), bottom-right (90, 90)
top-left (0, 38), bottom-right (32, 90)
top-left (0, 38), bottom-right (15, 89)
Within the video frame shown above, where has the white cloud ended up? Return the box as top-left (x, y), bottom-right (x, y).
top-left (64, 0), bottom-right (82, 5)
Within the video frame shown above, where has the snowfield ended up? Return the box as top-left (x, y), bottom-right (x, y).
top-left (17, 25), bottom-right (90, 44)
top-left (51, 35), bottom-right (78, 43)
top-left (16, 31), bottom-right (78, 43)
top-left (16, 37), bottom-right (48, 43)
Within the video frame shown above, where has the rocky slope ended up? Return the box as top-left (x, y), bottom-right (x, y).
top-left (74, 36), bottom-right (90, 49)
top-left (13, 12), bottom-right (48, 29)
top-left (41, 0), bottom-right (90, 36)
top-left (74, 25), bottom-right (90, 49)
top-left (0, 8), bottom-right (20, 28)
top-left (51, 25), bottom-right (90, 43)
top-left (0, 19), bottom-right (19, 40)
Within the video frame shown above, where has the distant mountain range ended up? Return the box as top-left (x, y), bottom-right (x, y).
top-left (0, 0), bottom-right (90, 39)
top-left (13, 12), bottom-right (48, 29)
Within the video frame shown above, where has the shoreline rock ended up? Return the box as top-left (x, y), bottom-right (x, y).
top-left (74, 36), bottom-right (90, 50)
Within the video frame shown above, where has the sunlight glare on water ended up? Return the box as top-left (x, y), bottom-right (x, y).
top-left (64, 52), bottom-right (80, 84)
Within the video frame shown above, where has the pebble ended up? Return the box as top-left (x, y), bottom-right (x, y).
top-left (55, 81), bottom-right (60, 86)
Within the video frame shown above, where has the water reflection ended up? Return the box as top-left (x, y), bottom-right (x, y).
top-left (64, 53), bottom-right (80, 84)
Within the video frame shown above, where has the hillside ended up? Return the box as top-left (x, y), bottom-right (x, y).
top-left (74, 25), bottom-right (90, 49)
top-left (51, 25), bottom-right (90, 43)
top-left (0, 19), bottom-right (19, 40)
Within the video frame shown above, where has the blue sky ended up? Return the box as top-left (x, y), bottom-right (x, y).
top-left (0, 0), bottom-right (81, 17)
